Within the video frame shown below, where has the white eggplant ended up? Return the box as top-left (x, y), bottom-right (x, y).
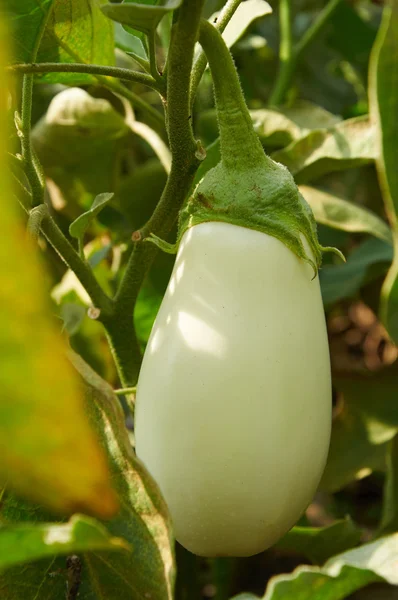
top-left (135, 221), bottom-right (331, 557)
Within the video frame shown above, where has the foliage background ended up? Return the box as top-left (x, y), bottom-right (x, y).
top-left (2, 0), bottom-right (398, 599)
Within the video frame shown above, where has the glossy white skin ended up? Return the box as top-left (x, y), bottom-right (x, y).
top-left (135, 222), bottom-right (331, 557)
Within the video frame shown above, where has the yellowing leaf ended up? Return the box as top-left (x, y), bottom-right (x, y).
top-left (0, 30), bottom-right (117, 519)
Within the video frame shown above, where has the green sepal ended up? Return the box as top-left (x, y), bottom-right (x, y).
top-left (178, 160), bottom-right (328, 278)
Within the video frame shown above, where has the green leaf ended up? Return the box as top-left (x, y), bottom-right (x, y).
top-left (253, 101), bottom-right (341, 148)
top-left (0, 515), bottom-right (129, 570)
top-left (60, 303), bottom-right (87, 336)
top-left (69, 193), bottom-right (115, 242)
top-left (7, 0), bottom-right (114, 84)
top-left (32, 88), bottom-right (128, 207)
top-left (6, 0), bottom-right (53, 63)
top-left (114, 22), bottom-right (148, 60)
top-left (320, 238), bottom-right (392, 307)
top-left (0, 72), bottom-right (117, 520)
top-left (275, 518), bottom-right (362, 565)
top-left (210, 0), bottom-right (272, 49)
top-left (232, 533), bottom-right (398, 600)
top-left (69, 352), bottom-right (175, 599)
top-left (369, 0), bottom-right (398, 343)
top-left (272, 117), bottom-right (377, 183)
top-left (299, 185), bottom-right (392, 243)
top-left (101, 0), bottom-right (182, 36)
top-left (32, 88), bottom-right (128, 167)
top-left (321, 365), bottom-right (398, 492)
top-left (0, 354), bottom-right (175, 599)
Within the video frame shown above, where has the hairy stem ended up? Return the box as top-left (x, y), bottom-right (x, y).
top-left (20, 75), bottom-right (44, 206)
top-left (198, 19), bottom-right (265, 170)
top-left (104, 0), bottom-right (205, 386)
top-left (189, 0), bottom-right (243, 106)
top-left (13, 175), bottom-right (113, 317)
top-left (8, 62), bottom-right (159, 90)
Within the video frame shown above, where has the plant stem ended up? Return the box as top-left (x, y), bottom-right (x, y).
top-left (100, 76), bottom-right (166, 135)
top-left (102, 317), bottom-right (142, 387)
top-left (269, 0), bottom-right (343, 106)
top-left (189, 0), bottom-right (243, 106)
top-left (268, 0), bottom-right (294, 106)
top-left (211, 558), bottom-right (237, 600)
top-left (175, 543), bottom-right (201, 600)
top-left (27, 203), bottom-right (48, 240)
top-left (114, 387), bottom-right (136, 396)
top-left (20, 74), bottom-right (44, 206)
top-left (9, 62), bottom-right (160, 90)
top-left (108, 0), bottom-right (205, 386)
top-left (198, 20), bottom-right (264, 171)
top-left (295, 0), bottom-right (343, 58)
top-left (147, 32), bottom-right (164, 87)
top-left (13, 175), bottom-right (114, 317)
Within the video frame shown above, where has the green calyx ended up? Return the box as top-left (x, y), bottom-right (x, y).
top-left (174, 20), bottom-right (343, 277)
top-left (180, 159), bottom-right (325, 276)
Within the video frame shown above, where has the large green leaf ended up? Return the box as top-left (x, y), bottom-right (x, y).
top-left (275, 518), bottom-right (362, 565)
top-left (101, 0), bottom-right (182, 36)
top-left (272, 117), bottom-right (377, 183)
top-left (7, 0), bottom-right (114, 84)
top-left (6, 0), bottom-right (53, 63)
top-left (0, 354), bottom-right (175, 599)
top-left (69, 353), bottom-right (175, 599)
top-left (0, 54), bottom-right (117, 519)
top-left (0, 515), bottom-right (129, 570)
top-left (369, 0), bottom-right (398, 343)
top-left (320, 238), bottom-right (393, 307)
top-left (32, 87), bottom-right (129, 208)
top-left (300, 185), bottom-right (392, 243)
top-left (32, 87), bottom-right (128, 166)
top-left (232, 533), bottom-right (398, 600)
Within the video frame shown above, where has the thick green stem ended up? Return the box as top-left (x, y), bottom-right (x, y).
top-left (102, 318), bottom-right (142, 387)
top-left (20, 74), bottom-right (44, 206)
top-left (9, 62), bottom-right (159, 90)
top-left (109, 0), bottom-right (205, 386)
top-left (189, 0), bottom-right (243, 106)
top-left (269, 0), bottom-right (344, 106)
top-left (198, 20), bottom-right (265, 171)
